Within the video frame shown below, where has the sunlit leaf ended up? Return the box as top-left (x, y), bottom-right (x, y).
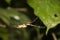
top-left (27, 0), bottom-right (60, 34)
top-left (5, 0), bottom-right (11, 4)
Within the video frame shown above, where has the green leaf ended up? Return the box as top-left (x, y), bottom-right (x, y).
top-left (27, 0), bottom-right (60, 34)
top-left (5, 0), bottom-right (11, 4)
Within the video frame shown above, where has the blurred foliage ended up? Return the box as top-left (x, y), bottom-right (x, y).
top-left (0, 8), bottom-right (31, 25)
top-left (5, 0), bottom-right (11, 4)
top-left (0, 0), bottom-right (60, 40)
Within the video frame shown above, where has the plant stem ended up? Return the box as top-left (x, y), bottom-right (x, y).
top-left (52, 33), bottom-right (57, 40)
